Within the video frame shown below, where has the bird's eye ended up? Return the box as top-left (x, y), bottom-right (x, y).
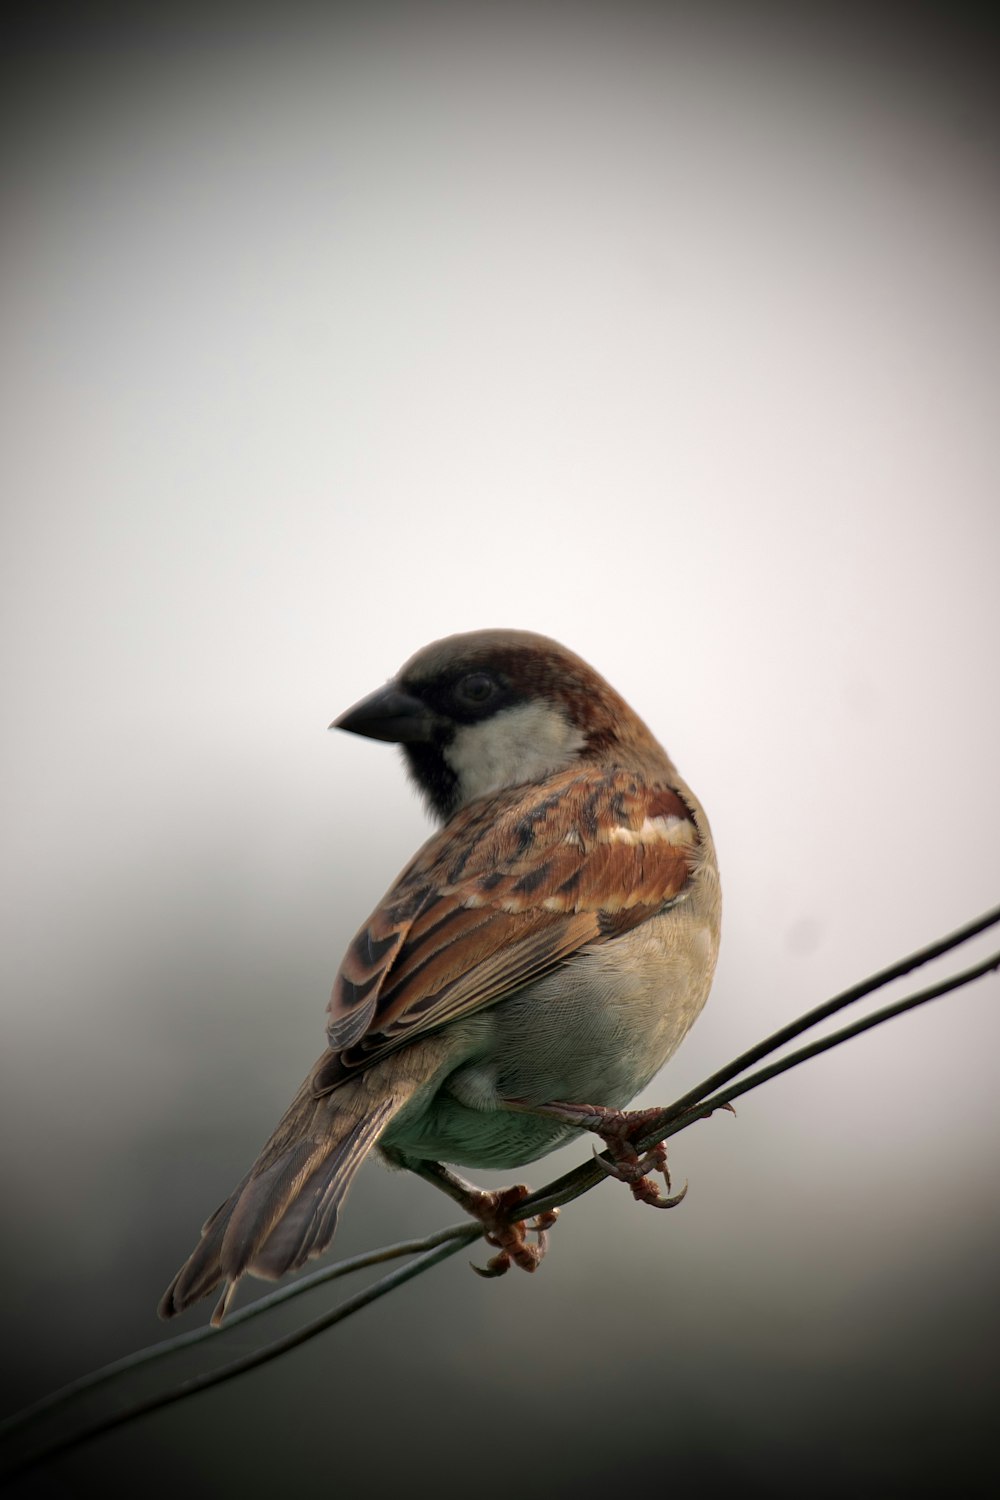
top-left (454, 672), bottom-right (496, 707)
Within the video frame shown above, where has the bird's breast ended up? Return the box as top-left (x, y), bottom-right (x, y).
top-left (381, 860), bottom-right (721, 1171)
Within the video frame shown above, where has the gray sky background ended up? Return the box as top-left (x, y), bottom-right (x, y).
top-left (2, 4), bottom-right (998, 1495)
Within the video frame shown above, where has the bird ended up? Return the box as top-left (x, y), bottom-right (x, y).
top-left (158, 628), bottom-right (721, 1324)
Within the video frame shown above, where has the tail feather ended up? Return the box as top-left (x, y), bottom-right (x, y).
top-left (245, 1106), bottom-right (393, 1278)
top-left (157, 1068), bottom-right (397, 1325)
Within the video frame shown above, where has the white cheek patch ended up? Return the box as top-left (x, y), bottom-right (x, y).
top-left (445, 702), bottom-right (586, 806)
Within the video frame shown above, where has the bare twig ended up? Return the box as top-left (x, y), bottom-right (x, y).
top-left (515, 944), bottom-right (1000, 1223)
top-left (664, 903), bottom-right (1000, 1126)
top-left (3, 904), bottom-right (997, 1478)
top-left (2, 1235), bottom-right (480, 1477)
top-left (1, 1222), bottom-right (478, 1435)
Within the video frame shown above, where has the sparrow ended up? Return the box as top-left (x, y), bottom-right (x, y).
top-left (159, 629), bottom-right (721, 1323)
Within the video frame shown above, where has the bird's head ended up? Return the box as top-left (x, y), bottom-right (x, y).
top-left (332, 628), bottom-right (665, 820)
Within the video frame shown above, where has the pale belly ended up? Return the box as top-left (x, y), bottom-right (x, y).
top-left (379, 902), bottom-right (719, 1171)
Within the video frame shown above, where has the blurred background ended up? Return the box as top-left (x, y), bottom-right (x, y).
top-left (2, 2), bottom-right (998, 1495)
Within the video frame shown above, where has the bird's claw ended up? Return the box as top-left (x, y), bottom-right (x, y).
top-left (700, 1100), bottom-right (737, 1121)
top-left (632, 1176), bottom-right (689, 1209)
top-left (592, 1139), bottom-right (669, 1180)
top-left (592, 1138), bottom-right (686, 1208)
top-left (471, 1250), bottom-right (513, 1278)
top-left (467, 1190), bottom-right (559, 1278)
top-left (538, 1102), bottom-right (688, 1214)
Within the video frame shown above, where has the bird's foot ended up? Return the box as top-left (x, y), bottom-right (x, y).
top-left (535, 1101), bottom-right (688, 1210)
top-left (393, 1157), bottom-right (559, 1278)
top-left (465, 1185), bottom-right (560, 1278)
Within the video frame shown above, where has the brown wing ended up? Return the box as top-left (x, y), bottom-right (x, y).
top-left (315, 770), bottom-right (697, 1095)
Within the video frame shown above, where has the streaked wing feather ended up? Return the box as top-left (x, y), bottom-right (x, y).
top-left (347, 910), bottom-right (600, 1057)
top-left (327, 888), bottom-right (434, 1048)
top-left (319, 770), bottom-right (695, 1094)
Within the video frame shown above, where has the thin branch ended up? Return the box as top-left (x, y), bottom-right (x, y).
top-left (514, 945), bottom-right (1000, 1223)
top-left (1, 1222), bottom-right (477, 1435)
top-left (2, 1233), bottom-right (481, 1478)
top-left (662, 904), bottom-right (1000, 1126)
top-left (4, 905), bottom-right (998, 1477)
top-left (512, 914), bottom-right (1000, 1221)
top-left (677, 947), bottom-right (1000, 1127)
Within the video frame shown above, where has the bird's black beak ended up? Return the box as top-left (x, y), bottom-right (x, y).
top-left (330, 683), bottom-right (442, 744)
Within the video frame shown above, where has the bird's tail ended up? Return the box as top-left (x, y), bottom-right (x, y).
top-left (158, 1061), bottom-right (408, 1326)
